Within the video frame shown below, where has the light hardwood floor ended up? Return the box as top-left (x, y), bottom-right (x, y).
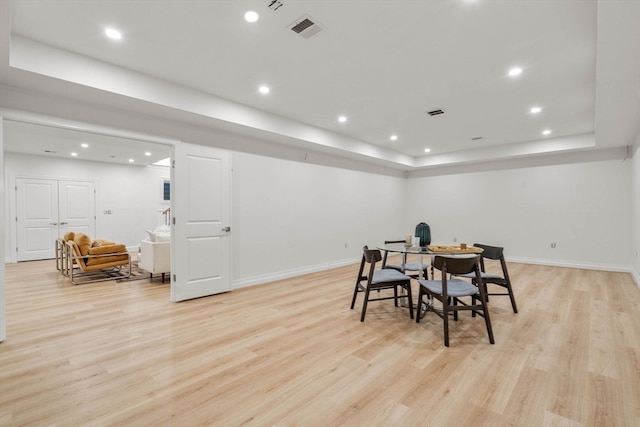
top-left (1, 258), bottom-right (639, 426)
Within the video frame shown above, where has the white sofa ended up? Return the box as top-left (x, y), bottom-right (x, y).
top-left (139, 238), bottom-right (171, 283)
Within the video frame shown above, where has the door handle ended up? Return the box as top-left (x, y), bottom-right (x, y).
top-left (222, 226), bottom-right (231, 232)
top-left (60, 222), bottom-right (68, 225)
top-left (50, 222), bottom-right (58, 226)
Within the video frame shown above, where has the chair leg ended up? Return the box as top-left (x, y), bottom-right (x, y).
top-left (442, 299), bottom-right (450, 347)
top-left (393, 285), bottom-right (398, 307)
top-left (360, 287), bottom-right (372, 322)
top-left (405, 283), bottom-right (414, 319)
top-left (350, 282), bottom-right (361, 309)
top-left (480, 296), bottom-right (495, 344)
top-left (416, 288), bottom-right (424, 323)
top-left (506, 281), bottom-right (518, 313)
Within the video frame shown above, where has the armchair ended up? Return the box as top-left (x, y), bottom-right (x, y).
top-left (64, 233), bottom-right (131, 284)
top-left (139, 238), bottom-right (171, 283)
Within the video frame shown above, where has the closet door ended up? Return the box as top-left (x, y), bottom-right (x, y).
top-left (16, 178), bottom-right (59, 261)
top-left (16, 178), bottom-right (95, 261)
top-left (58, 180), bottom-right (95, 237)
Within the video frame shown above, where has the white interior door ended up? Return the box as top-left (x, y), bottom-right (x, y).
top-left (16, 178), bottom-right (58, 261)
top-left (171, 143), bottom-right (232, 302)
top-left (16, 178), bottom-right (95, 261)
top-left (58, 180), bottom-right (95, 237)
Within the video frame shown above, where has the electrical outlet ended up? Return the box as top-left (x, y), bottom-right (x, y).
top-left (344, 243), bottom-right (348, 248)
top-left (551, 243), bottom-right (556, 248)
top-left (452, 237), bottom-right (457, 243)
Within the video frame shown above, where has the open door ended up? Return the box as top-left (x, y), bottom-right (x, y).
top-left (171, 142), bottom-right (232, 302)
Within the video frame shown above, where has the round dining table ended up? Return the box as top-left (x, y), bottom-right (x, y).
top-left (377, 242), bottom-right (484, 314)
top-left (377, 242), bottom-right (483, 279)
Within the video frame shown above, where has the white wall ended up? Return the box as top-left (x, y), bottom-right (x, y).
top-left (632, 138), bottom-right (640, 286)
top-left (4, 149), bottom-right (407, 287)
top-left (0, 118), bottom-right (6, 342)
top-left (4, 152), bottom-right (170, 258)
top-left (1, 86), bottom-right (636, 284)
top-left (405, 157), bottom-right (632, 271)
top-left (231, 152), bottom-right (406, 286)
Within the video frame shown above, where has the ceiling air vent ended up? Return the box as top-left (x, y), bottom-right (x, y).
top-left (289, 15), bottom-right (323, 39)
top-left (268, 0), bottom-right (284, 11)
top-left (427, 109), bottom-right (445, 116)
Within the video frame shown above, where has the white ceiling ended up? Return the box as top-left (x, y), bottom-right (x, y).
top-left (3, 119), bottom-right (171, 166)
top-left (1, 0), bottom-right (639, 170)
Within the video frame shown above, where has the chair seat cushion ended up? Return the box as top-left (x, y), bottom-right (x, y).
top-left (385, 262), bottom-right (427, 271)
top-left (418, 279), bottom-right (478, 297)
top-left (403, 261), bottom-right (428, 271)
top-left (371, 269), bottom-right (410, 284)
top-left (384, 263), bottom-right (404, 271)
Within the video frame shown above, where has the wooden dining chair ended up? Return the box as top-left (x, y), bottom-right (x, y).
top-left (416, 255), bottom-right (494, 347)
top-left (351, 246), bottom-right (414, 322)
top-left (455, 243), bottom-right (518, 313)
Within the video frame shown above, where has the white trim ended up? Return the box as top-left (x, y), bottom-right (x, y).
top-left (0, 108), bottom-right (179, 146)
top-left (232, 256), bottom-right (361, 290)
top-left (632, 269), bottom-right (640, 290)
top-left (232, 255), bottom-right (637, 291)
top-left (506, 256), bottom-right (633, 274)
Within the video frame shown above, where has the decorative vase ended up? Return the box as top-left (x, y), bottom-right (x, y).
top-left (415, 222), bottom-right (431, 247)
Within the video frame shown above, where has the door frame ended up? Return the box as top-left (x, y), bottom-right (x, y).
top-left (2, 112), bottom-right (234, 301)
top-left (2, 110), bottom-right (180, 264)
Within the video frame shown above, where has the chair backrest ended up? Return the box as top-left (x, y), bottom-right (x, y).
top-left (384, 240), bottom-right (405, 244)
top-left (66, 240), bottom-right (88, 270)
top-left (473, 243), bottom-right (508, 277)
top-left (357, 246), bottom-right (382, 283)
top-left (381, 240), bottom-right (404, 267)
top-left (432, 255), bottom-right (480, 276)
top-left (473, 243), bottom-right (503, 260)
top-left (363, 247), bottom-right (383, 264)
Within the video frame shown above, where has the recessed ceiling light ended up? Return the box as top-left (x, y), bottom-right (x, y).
top-left (530, 106), bottom-right (542, 114)
top-left (81, 143), bottom-right (89, 148)
top-left (71, 152), bottom-right (78, 157)
top-left (144, 152), bottom-right (151, 156)
top-left (105, 28), bottom-right (122, 40)
top-left (259, 85), bottom-right (270, 94)
top-left (244, 11), bottom-right (259, 23)
top-left (390, 135), bottom-right (398, 141)
top-left (424, 148), bottom-right (431, 153)
top-left (542, 129), bottom-right (552, 136)
top-left (338, 115), bottom-right (347, 123)
top-left (508, 67), bottom-right (523, 77)
top-left (128, 158), bottom-right (135, 163)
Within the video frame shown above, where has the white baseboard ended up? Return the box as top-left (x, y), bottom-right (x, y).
top-left (232, 255), bottom-right (639, 292)
top-left (506, 256), bottom-right (633, 274)
top-left (632, 269), bottom-right (640, 290)
top-left (232, 256), bottom-right (361, 290)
